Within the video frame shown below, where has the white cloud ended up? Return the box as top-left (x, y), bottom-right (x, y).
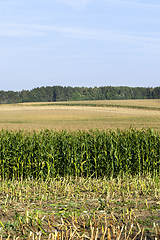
top-left (105, 0), bottom-right (160, 8)
top-left (0, 23), bottom-right (160, 48)
top-left (0, 23), bottom-right (43, 37)
top-left (0, 1), bottom-right (22, 5)
top-left (57, 0), bottom-right (90, 9)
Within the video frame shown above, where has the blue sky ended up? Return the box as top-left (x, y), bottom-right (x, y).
top-left (0, 0), bottom-right (160, 91)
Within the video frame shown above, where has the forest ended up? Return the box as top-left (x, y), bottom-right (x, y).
top-left (0, 85), bottom-right (160, 104)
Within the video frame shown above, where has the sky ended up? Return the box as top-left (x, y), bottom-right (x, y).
top-left (0, 0), bottom-right (160, 91)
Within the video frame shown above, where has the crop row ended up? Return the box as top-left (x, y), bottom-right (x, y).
top-left (0, 128), bottom-right (160, 179)
top-left (31, 102), bottom-right (160, 111)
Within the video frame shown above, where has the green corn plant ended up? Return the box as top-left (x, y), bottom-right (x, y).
top-left (0, 128), bottom-right (160, 180)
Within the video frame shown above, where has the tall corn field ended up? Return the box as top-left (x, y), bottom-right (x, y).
top-left (0, 128), bottom-right (160, 180)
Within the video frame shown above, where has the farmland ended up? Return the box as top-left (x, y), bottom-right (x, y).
top-left (0, 100), bottom-right (160, 239)
top-left (0, 99), bottom-right (160, 131)
top-left (0, 176), bottom-right (160, 239)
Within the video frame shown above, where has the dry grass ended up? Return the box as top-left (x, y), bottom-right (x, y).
top-left (0, 100), bottom-right (160, 131)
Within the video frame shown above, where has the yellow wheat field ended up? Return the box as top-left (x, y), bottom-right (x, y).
top-left (0, 99), bottom-right (160, 131)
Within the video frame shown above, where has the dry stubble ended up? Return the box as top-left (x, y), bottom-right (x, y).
top-left (0, 102), bottom-right (160, 131)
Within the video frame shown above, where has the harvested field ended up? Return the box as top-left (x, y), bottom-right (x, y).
top-left (0, 100), bottom-right (160, 239)
top-left (0, 176), bottom-right (160, 239)
top-left (0, 100), bottom-right (160, 131)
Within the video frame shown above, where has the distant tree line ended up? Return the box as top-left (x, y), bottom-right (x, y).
top-left (0, 86), bottom-right (160, 104)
